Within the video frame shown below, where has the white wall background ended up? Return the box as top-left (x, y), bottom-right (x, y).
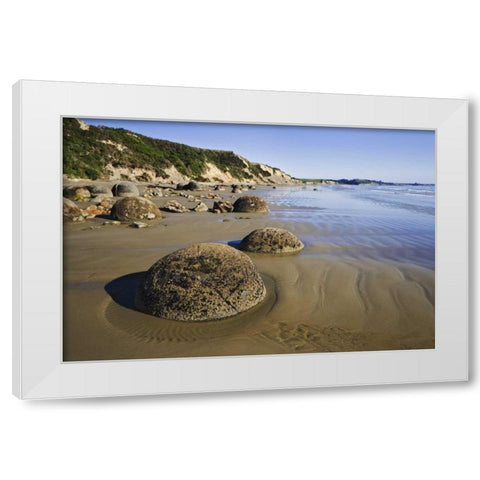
top-left (1, 1), bottom-right (477, 479)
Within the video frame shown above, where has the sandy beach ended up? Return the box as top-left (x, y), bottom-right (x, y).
top-left (63, 184), bottom-right (435, 361)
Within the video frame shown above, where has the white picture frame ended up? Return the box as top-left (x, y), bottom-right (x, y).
top-left (12, 80), bottom-right (468, 400)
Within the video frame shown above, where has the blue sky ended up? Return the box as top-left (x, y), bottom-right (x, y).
top-left (82, 119), bottom-right (435, 183)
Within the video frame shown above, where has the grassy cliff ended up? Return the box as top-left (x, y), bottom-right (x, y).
top-left (63, 118), bottom-right (293, 183)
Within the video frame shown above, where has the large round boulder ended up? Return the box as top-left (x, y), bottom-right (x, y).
top-left (87, 184), bottom-right (113, 198)
top-left (239, 228), bottom-right (304, 254)
top-left (184, 181), bottom-right (200, 191)
top-left (110, 197), bottom-right (161, 222)
top-left (136, 243), bottom-right (266, 322)
top-left (63, 198), bottom-right (84, 223)
top-left (233, 195), bottom-right (269, 213)
top-left (112, 181), bottom-right (140, 197)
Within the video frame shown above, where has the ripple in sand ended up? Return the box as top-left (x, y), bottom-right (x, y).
top-left (103, 273), bottom-right (277, 343)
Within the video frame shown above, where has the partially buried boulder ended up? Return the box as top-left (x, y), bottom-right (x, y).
top-left (184, 181), bottom-right (200, 191)
top-left (136, 243), bottom-right (266, 322)
top-left (239, 227), bottom-right (304, 254)
top-left (192, 201), bottom-right (208, 212)
top-left (112, 181), bottom-right (140, 197)
top-left (63, 198), bottom-right (84, 223)
top-left (233, 195), bottom-right (269, 213)
top-left (110, 197), bottom-right (161, 222)
top-left (87, 184), bottom-right (113, 198)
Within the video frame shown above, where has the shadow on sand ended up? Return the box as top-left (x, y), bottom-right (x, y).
top-left (104, 271), bottom-right (146, 311)
top-left (227, 239), bottom-right (242, 249)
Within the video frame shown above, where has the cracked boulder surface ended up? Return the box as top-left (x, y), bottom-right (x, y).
top-left (110, 196), bottom-right (161, 222)
top-left (239, 227), bottom-right (304, 254)
top-left (136, 243), bottom-right (266, 322)
top-left (233, 195), bottom-right (269, 213)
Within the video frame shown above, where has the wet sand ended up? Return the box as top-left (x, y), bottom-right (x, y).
top-left (63, 190), bottom-right (434, 361)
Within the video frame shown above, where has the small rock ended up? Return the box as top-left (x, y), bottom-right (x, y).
top-left (163, 201), bottom-right (189, 213)
top-left (81, 203), bottom-right (111, 217)
top-left (192, 202), bottom-right (208, 212)
top-left (130, 221), bottom-right (149, 228)
top-left (103, 220), bottom-right (121, 226)
top-left (145, 187), bottom-right (163, 197)
top-left (212, 200), bottom-right (234, 213)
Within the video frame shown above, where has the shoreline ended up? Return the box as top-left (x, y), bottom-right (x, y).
top-left (63, 183), bottom-right (435, 361)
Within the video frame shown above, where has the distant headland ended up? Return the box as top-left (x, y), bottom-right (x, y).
top-left (299, 178), bottom-right (434, 187)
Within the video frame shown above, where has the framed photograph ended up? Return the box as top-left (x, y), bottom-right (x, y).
top-left (12, 80), bottom-right (468, 399)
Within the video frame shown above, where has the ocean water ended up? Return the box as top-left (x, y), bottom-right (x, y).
top-left (255, 184), bottom-right (435, 270)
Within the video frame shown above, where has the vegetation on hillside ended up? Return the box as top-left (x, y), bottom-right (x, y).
top-left (63, 118), bottom-right (284, 182)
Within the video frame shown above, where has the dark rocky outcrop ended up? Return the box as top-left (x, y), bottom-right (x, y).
top-left (136, 243), bottom-right (266, 322)
top-left (233, 195), bottom-right (269, 213)
top-left (63, 198), bottom-right (84, 223)
top-left (110, 197), bottom-right (161, 222)
top-left (239, 227), bottom-right (304, 254)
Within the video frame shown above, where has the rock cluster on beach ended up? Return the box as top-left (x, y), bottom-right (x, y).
top-left (62, 178), bottom-right (274, 221)
top-left (63, 180), bottom-right (310, 324)
top-left (63, 186), bottom-right (91, 201)
top-left (239, 227), bottom-right (304, 254)
top-left (137, 243), bottom-right (267, 322)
